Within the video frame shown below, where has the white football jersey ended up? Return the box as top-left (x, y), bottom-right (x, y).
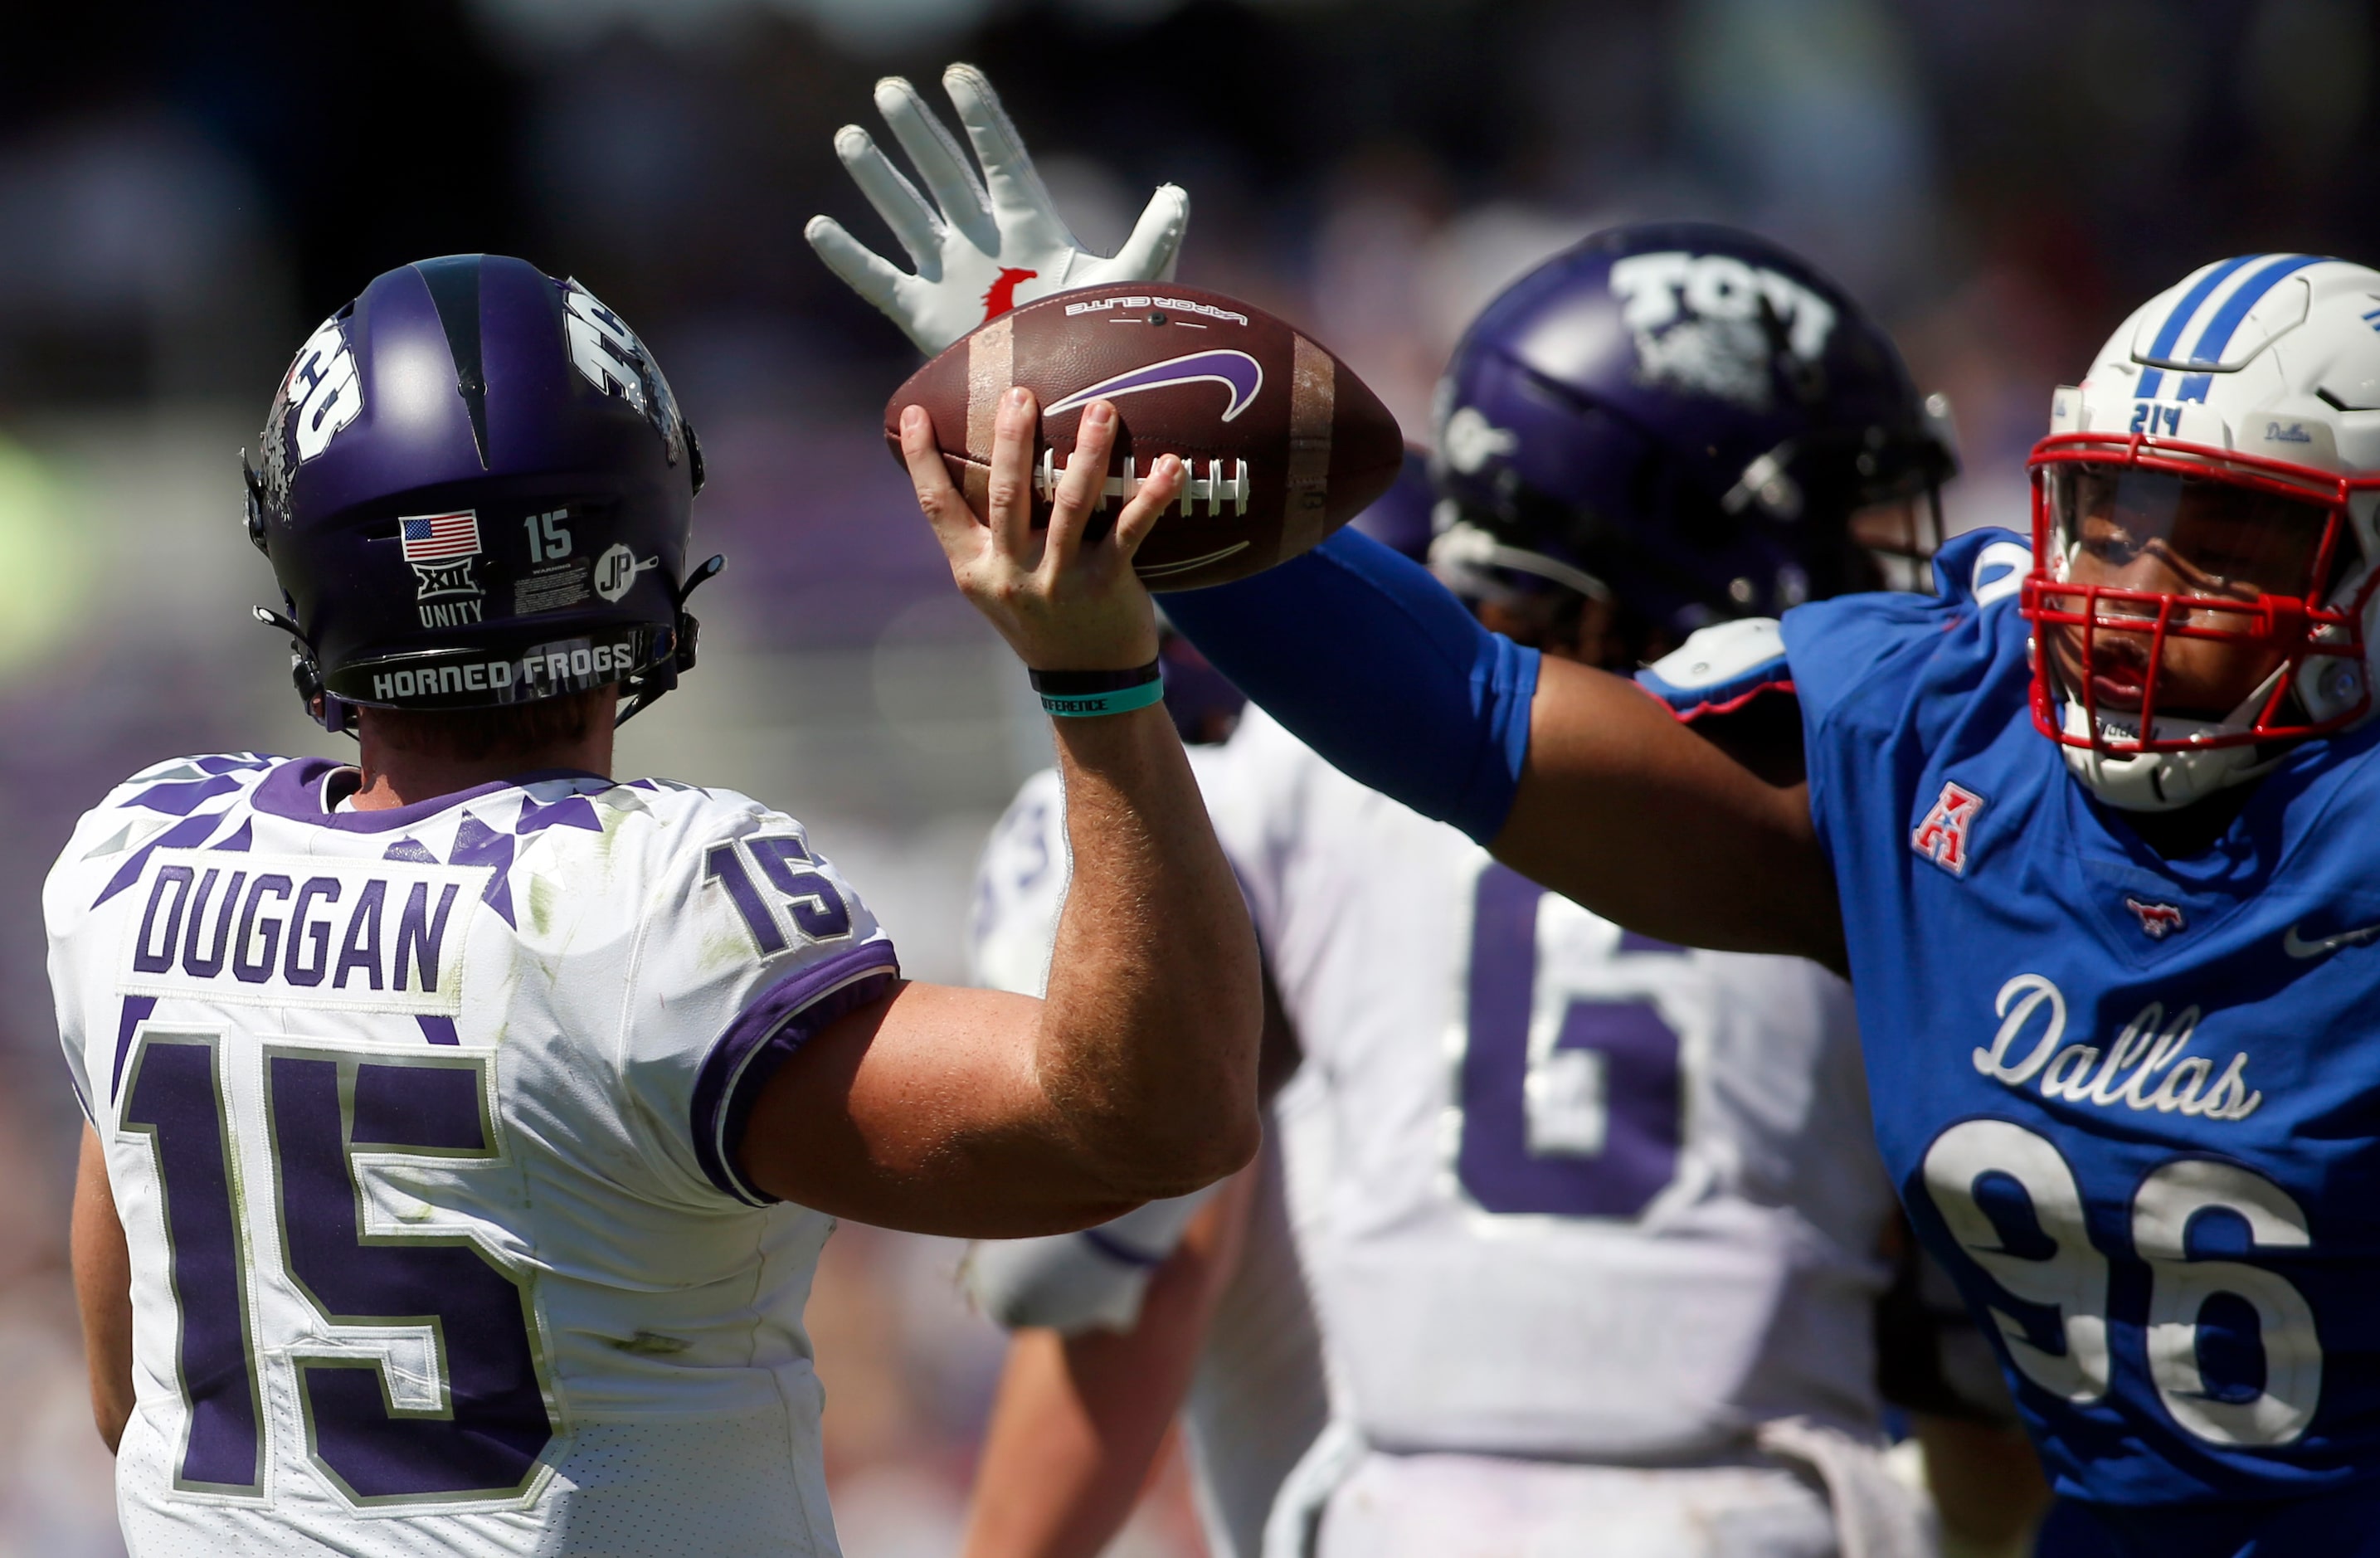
top-left (971, 708), bottom-right (1899, 1468)
top-left (970, 758), bottom-right (1334, 1558)
top-left (47, 754), bottom-right (898, 1556)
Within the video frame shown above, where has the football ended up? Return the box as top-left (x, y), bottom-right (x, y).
top-left (883, 284), bottom-right (1404, 591)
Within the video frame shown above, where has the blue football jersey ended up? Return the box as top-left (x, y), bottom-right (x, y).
top-left (1779, 528), bottom-right (2380, 1512)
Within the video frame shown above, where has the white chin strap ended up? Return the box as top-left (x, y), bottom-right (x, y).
top-left (2056, 673), bottom-right (2285, 811)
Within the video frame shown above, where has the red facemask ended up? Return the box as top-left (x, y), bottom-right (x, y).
top-left (2023, 431), bottom-right (2379, 756)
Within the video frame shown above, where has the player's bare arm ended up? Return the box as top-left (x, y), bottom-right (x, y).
top-left (1493, 656), bottom-right (1846, 968)
top-left (70, 1122), bottom-right (133, 1453)
top-left (961, 1176), bottom-right (1255, 1558)
top-left (737, 391), bottom-right (1263, 1234)
top-left (1915, 1413), bottom-right (2051, 1556)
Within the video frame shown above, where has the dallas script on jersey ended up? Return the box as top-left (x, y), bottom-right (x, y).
top-left (1973, 973), bottom-right (2261, 1122)
top-left (118, 851), bottom-right (480, 1015)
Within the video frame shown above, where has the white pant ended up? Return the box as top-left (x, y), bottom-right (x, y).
top-left (1306, 1448), bottom-right (1855, 1558)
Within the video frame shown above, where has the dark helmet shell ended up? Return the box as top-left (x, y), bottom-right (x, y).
top-left (1432, 222), bottom-right (1954, 632)
top-left (249, 254), bottom-right (716, 730)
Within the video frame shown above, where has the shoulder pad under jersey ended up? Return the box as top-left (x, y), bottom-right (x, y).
top-left (1929, 528), bottom-right (2032, 611)
top-left (1636, 618), bottom-right (1794, 722)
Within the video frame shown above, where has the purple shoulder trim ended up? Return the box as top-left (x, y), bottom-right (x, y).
top-left (248, 758), bottom-right (612, 833)
top-left (129, 775), bottom-right (241, 815)
top-left (94, 813), bottom-right (235, 908)
top-left (691, 942), bottom-right (901, 1206)
top-left (517, 794), bottom-right (601, 835)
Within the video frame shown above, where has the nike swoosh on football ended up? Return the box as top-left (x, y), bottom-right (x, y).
top-left (2283, 921), bottom-right (2380, 958)
top-left (1044, 350), bottom-right (1265, 423)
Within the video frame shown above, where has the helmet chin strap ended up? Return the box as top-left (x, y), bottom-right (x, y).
top-left (2056, 665), bottom-right (2291, 812)
top-left (251, 605), bottom-right (356, 737)
top-left (615, 553), bottom-right (727, 728)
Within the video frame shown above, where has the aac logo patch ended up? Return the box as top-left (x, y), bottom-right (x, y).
top-left (1911, 781), bottom-right (1985, 876)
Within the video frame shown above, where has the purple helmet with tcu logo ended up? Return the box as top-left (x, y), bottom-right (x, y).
top-left (246, 253), bottom-right (719, 731)
top-left (1429, 222), bottom-right (1956, 638)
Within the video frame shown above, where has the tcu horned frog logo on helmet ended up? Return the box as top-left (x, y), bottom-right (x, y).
top-left (561, 280), bottom-right (689, 467)
top-left (254, 311), bottom-right (363, 528)
top-left (1606, 251), bottom-right (1837, 411)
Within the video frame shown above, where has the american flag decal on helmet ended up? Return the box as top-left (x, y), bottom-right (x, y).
top-left (1911, 781), bottom-right (1984, 877)
top-left (400, 510), bottom-right (481, 562)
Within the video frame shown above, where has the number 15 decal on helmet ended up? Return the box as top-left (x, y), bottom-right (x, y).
top-left (2027, 255), bottom-right (2380, 811)
top-left (243, 255), bottom-right (725, 733)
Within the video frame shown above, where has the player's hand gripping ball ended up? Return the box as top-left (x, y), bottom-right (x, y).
top-left (884, 285), bottom-right (1404, 591)
top-left (899, 390), bottom-right (1178, 675)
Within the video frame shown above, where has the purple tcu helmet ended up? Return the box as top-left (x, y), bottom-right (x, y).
top-left (1429, 222), bottom-right (1955, 636)
top-left (1350, 447), bottom-right (1437, 563)
top-left (246, 253), bottom-right (720, 731)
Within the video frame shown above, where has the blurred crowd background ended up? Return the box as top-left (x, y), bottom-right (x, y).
top-left (1, 0), bottom-right (2375, 1551)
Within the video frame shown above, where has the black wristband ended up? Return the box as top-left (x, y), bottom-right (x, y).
top-left (1028, 660), bottom-right (1163, 696)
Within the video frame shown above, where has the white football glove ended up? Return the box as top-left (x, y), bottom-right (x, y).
top-left (806, 62), bottom-right (1190, 358)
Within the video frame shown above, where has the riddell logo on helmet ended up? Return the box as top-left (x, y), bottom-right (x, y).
top-left (1441, 407), bottom-right (1519, 475)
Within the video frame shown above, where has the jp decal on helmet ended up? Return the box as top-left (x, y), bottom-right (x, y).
top-left (2027, 255), bottom-right (2380, 811)
top-left (245, 254), bottom-right (722, 733)
top-left (1428, 222), bottom-right (1958, 634)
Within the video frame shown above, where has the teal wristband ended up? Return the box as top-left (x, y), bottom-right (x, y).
top-left (1039, 679), bottom-right (1166, 718)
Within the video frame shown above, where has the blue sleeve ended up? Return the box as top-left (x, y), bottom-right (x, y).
top-left (1163, 528), bottom-right (1540, 843)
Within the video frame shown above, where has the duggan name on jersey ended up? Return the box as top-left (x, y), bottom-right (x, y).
top-left (120, 850), bottom-right (486, 1015)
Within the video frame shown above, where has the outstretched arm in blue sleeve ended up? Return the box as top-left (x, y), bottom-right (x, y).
top-left (1165, 529), bottom-right (1539, 844)
top-left (1165, 528), bottom-right (1846, 963)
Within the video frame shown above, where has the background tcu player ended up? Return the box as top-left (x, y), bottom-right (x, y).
top-left (934, 231), bottom-right (2047, 1558)
top-left (1156, 241), bottom-right (2380, 1556)
top-left (53, 252), bottom-right (1259, 1554)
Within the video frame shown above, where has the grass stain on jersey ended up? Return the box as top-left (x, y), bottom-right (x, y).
top-left (697, 923), bottom-right (752, 976)
top-left (526, 873), bottom-right (562, 937)
top-left (606, 1330), bottom-right (690, 1356)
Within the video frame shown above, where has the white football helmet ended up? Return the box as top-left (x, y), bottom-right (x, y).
top-left (2027, 254), bottom-right (2380, 811)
